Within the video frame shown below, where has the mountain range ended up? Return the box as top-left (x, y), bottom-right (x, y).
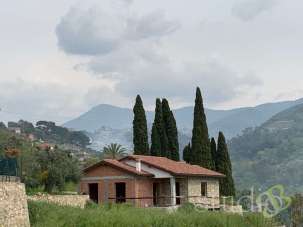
top-left (64, 97), bottom-right (303, 137)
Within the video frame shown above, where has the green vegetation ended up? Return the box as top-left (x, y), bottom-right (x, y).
top-left (229, 103), bottom-right (303, 192)
top-left (151, 98), bottom-right (169, 157)
top-left (190, 87), bottom-right (213, 169)
top-left (33, 148), bottom-right (80, 193)
top-left (291, 194), bottom-right (303, 227)
top-left (216, 132), bottom-right (235, 197)
top-left (0, 127), bottom-right (81, 193)
top-left (210, 137), bottom-right (217, 171)
top-left (7, 120), bottom-right (90, 147)
top-left (133, 95), bottom-right (149, 155)
top-left (183, 143), bottom-right (191, 163)
top-left (102, 143), bottom-right (127, 159)
top-left (35, 121), bottom-right (90, 147)
top-left (28, 201), bottom-right (276, 227)
top-left (162, 99), bottom-right (179, 161)
top-left (149, 98), bottom-right (180, 160)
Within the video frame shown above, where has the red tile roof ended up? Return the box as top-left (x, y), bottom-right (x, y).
top-left (121, 155), bottom-right (225, 178)
top-left (83, 159), bottom-right (154, 177)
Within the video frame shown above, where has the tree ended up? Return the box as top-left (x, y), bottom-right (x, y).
top-left (102, 143), bottom-right (127, 159)
top-left (191, 87), bottom-right (213, 169)
top-left (162, 99), bottom-right (179, 161)
top-left (150, 99), bottom-right (168, 157)
top-left (216, 131), bottom-right (235, 197)
top-left (210, 137), bottom-right (217, 170)
top-left (36, 148), bottom-right (80, 193)
top-left (150, 124), bottom-right (161, 156)
top-left (133, 95), bottom-right (149, 155)
top-left (183, 143), bottom-right (191, 163)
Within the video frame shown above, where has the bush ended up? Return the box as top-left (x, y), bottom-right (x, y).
top-left (28, 201), bottom-right (278, 227)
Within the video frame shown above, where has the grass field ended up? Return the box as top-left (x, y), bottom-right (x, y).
top-left (28, 201), bottom-right (278, 227)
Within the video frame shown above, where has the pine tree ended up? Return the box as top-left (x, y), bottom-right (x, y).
top-left (162, 99), bottom-right (179, 161)
top-left (133, 95), bottom-right (149, 155)
top-left (183, 143), bottom-right (191, 163)
top-left (150, 99), bottom-right (168, 157)
top-left (216, 131), bottom-right (236, 197)
top-left (210, 137), bottom-right (217, 170)
top-left (191, 87), bottom-right (213, 169)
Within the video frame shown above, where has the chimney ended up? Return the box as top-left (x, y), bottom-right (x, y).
top-left (136, 160), bottom-right (142, 172)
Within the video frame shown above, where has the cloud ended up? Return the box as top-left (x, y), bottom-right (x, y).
top-left (232, 0), bottom-right (278, 21)
top-left (56, 4), bottom-right (262, 108)
top-left (56, 7), bottom-right (179, 56)
top-left (56, 7), bottom-right (124, 55)
top-left (86, 43), bottom-right (262, 105)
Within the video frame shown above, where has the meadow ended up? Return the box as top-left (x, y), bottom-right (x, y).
top-left (28, 201), bottom-right (278, 227)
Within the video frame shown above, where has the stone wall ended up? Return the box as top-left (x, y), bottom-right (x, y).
top-left (0, 182), bottom-right (30, 227)
top-left (222, 205), bottom-right (243, 215)
top-left (187, 177), bottom-right (220, 208)
top-left (28, 194), bottom-right (90, 208)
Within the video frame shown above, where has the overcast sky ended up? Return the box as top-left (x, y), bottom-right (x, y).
top-left (1, 0), bottom-right (303, 124)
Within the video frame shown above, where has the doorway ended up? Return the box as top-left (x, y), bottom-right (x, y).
top-left (176, 182), bottom-right (181, 205)
top-left (88, 183), bottom-right (99, 203)
top-left (153, 182), bottom-right (160, 206)
top-left (115, 182), bottom-right (126, 203)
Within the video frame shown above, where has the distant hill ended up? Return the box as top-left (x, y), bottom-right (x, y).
top-left (229, 103), bottom-right (303, 193)
top-left (64, 98), bottom-right (303, 138)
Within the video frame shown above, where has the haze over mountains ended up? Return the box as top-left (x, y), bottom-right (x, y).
top-left (64, 97), bottom-right (303, 138)
top-left (229, 102), bottom-right (303, 193)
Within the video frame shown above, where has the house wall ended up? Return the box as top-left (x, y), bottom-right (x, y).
top-left (80, 165), bottom-right (153, 207)
top-left (187, 177), bottom-right (220, 208)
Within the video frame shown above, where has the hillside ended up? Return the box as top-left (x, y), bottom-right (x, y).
top-left (229, 103), bottom-right (303, 193)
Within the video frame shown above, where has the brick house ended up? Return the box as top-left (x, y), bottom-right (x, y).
top-left (80, 155), bottom-right (224, 208)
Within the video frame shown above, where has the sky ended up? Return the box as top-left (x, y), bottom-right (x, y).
top-left (0, 0), bottom-right (303, 124)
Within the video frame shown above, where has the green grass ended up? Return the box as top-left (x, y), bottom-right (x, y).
top-left (28, 201), bottom-right (278, 227)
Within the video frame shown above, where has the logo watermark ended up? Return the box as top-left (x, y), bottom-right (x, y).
top-left (221, 184), bottom-right (292, 218)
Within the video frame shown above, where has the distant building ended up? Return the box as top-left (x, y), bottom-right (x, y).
top-left (80, 155), bottom-right (224, 208)
top-left (7, 127), bottom-right (21, 134)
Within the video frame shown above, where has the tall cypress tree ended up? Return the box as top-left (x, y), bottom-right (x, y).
top-left (191, 87), bottom-right (213, 169)
top-left (150, 99), bottom-right (168, 157)
top-left (150, 124), bottom-right (161, 156)
top-left (133, 95), bottom-right (149, 155)
top-left (216, 131), bottom-right (235, 197)
top-left (162, 99), bottom-right (179, 161)
top-left (210, 137), bottom-right (217, 171)
top-left (183, 143), bottom-right (191, 163)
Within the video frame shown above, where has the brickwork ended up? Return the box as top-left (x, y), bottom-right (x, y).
top-left (0, 182), bottom-right (30, 227)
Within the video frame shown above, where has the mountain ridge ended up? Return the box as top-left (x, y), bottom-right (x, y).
top-left (229, 102), bottom-right (303, 192)
top-left (64, 98), bottom-right (303, 138)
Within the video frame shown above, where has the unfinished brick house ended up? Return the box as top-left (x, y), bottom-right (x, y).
top-left (80, 155), bottom-right (224, 208)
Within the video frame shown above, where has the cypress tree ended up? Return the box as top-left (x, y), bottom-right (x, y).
top-left (210, 137), bottom-right (217, 170)
top-left (133, 95), bottom-right (149, 155)
top-left (162, 99), bottom-right (179, 161)
top-left (191, 87), bottom-right (213, 169)
top-left (216, 131), bottom-right (235, 197)
top-left (150, 124), bottom-right (161, 156)
top-left (150, 99), bottom-right (168, 157)
top-left (183, 143), bottom-right (191, 163)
